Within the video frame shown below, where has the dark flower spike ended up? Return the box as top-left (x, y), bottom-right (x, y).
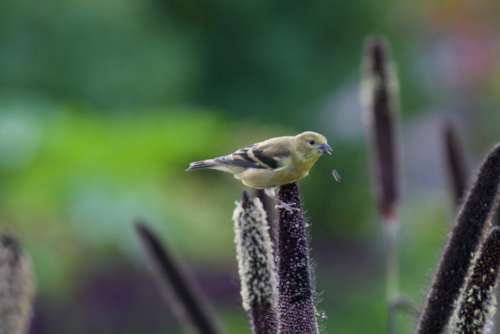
top-left (448, 225), bottom-right (500, 334)
top-left (0, 234), bottom-right (36, 334)
top-left (277, 183), bottom-right (318, 334)
top-left (361, 35), bottom-right (400, 219)
top-left (233, 191), bottom-right (278, 334)
top-left (416, 143), bottom-right (500, 334)
top-left (134, 222), bottom-right (223, 334)
top-left (362, 35), bottom-right (401, 334)
top-left (442, 121), bottom-right (469, 208)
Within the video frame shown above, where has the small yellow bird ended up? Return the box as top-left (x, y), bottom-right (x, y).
top-left (186, 131), bottom-right (332, 189)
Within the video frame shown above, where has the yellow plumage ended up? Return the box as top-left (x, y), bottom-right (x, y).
top-left (187, 131), bottom-right (332, 189)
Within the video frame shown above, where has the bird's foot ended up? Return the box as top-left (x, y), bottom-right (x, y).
top-left (264, 187), bottom-right (276, 198)
top-left (275, 200), bottom-right (300, 214)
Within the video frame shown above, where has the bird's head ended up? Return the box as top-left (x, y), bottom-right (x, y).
top-left (294, 131), bottom-right (333, 160)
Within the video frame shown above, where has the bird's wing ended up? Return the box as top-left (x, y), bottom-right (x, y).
top-left (216, 139), bottom-right (292, 170)
top-left (251, 139), bottom-right (292, 169)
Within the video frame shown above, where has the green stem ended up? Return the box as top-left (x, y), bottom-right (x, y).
top-left (383, 215), bottom-right (399, 334)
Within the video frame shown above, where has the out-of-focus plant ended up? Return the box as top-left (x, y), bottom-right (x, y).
top-left (361, 35), bottom-right (402, 333)
top-left (0, 234), bottom-right (36, 334)
top-left (442, 121), bottom-right (469, 209)
top-left (135, 221), bottom-right (224, 334)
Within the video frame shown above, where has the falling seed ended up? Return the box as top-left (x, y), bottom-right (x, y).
top-left (331, 169), bottom-right (342, 182)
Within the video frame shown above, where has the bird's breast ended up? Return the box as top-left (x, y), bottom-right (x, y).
top-left (238, 156), bottom-right (319, 188)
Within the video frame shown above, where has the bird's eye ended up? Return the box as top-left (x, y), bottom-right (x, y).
top-left (308, 140), bottom-right (316, 145)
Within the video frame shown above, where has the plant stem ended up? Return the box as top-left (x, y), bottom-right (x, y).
top-left (383, 215), bottom-right (399, 334)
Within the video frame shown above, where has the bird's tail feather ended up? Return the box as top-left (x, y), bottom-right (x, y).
top-left (186, 159), bottom-right (217, 171)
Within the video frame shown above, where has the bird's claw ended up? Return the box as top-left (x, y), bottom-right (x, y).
top-left (264, 187), bottom-right (276, 198)
top-left (275, 200), bottom-right (300, 214)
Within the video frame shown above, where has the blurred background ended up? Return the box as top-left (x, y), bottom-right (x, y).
top-left (1, 0), bottom-right (500, 333)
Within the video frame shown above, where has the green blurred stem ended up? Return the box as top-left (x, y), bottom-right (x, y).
top-left (383, 215), bottom-right (399, 334)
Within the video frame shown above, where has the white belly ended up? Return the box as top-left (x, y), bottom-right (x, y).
top-left (237, 168), bottom-right (308, 189)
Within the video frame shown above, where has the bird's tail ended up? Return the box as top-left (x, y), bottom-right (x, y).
top-left (186, 159), bottom-right (217, 171)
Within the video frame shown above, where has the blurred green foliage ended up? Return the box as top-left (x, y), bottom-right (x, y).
top-left (0, 0), bottom-right (403, 123)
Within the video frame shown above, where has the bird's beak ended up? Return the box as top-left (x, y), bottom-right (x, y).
top-left (319, 143), bottom-right (333, 155)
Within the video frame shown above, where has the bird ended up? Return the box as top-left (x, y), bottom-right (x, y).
top-left (186, 131), bottom-right (332, 189)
